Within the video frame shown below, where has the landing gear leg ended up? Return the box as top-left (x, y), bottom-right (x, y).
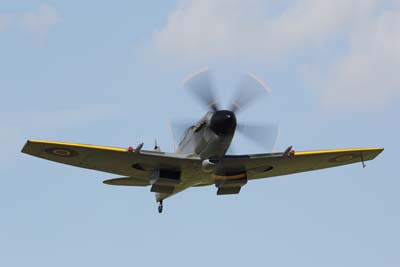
top-left (158, 200), bottom-right (163, 214)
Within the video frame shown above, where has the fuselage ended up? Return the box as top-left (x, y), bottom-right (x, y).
top-left (176, 110), bottom-right (236, 160)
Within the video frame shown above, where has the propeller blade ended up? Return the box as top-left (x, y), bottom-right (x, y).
top-left (230, 72), bottom-right (271, 113)
top-left (183, 68), bottom-right (219, 111)
top-left (237, 122), bottom-right (279, 152)
top-left (169, 119), bottom-right (195, 149)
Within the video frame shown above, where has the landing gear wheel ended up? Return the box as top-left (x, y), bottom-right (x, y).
top-left (158, 201), bottom-right (163, 214)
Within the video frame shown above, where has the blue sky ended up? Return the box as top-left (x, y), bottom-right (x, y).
top-left (1, 1), bottom-right (399, 266)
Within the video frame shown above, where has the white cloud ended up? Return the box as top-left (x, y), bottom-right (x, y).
top-left (0, 4), bottom-right (61, 35)
top-left (321, 9), bottom-right (400, 109)
top-left (152, 0), bottom-right (377, 62)
top-left (19, 4), bottom-right (61, 35)
top-left (149, 0), bottom-right (400, 110)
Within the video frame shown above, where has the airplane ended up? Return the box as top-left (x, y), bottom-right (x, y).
top-left (21, 69), bottom-right (383, 213)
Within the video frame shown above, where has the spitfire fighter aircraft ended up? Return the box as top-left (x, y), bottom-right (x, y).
top-left (22, 69), bottom-right (383, 213)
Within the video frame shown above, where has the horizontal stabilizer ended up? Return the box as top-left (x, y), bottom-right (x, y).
top-left (103, 177), bottom-right (150, 186)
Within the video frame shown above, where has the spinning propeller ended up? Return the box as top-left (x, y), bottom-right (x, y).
top-left (172, 68), bottom-right (279, 153)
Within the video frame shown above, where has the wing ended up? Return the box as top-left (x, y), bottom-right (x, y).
top-left (22, 141), bottom-right (383, 188)
top-left (21, 140), bottom-right (201, 181)
top-left (218, 148), bottom-right (383, 180)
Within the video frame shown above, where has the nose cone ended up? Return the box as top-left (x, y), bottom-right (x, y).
top-left (210, 110), bottom-right (237, 135)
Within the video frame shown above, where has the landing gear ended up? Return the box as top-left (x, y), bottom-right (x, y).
top-left (158, 201), bottom-right (163, 214)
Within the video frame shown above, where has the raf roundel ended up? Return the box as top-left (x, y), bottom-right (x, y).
top-left (329, 154), bottom-right (358, 163)
top-left (45, 147), bottom-right (78, 158)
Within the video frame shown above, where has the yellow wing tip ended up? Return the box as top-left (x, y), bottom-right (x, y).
top-left (295, 147), bottom-right (384, 156)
